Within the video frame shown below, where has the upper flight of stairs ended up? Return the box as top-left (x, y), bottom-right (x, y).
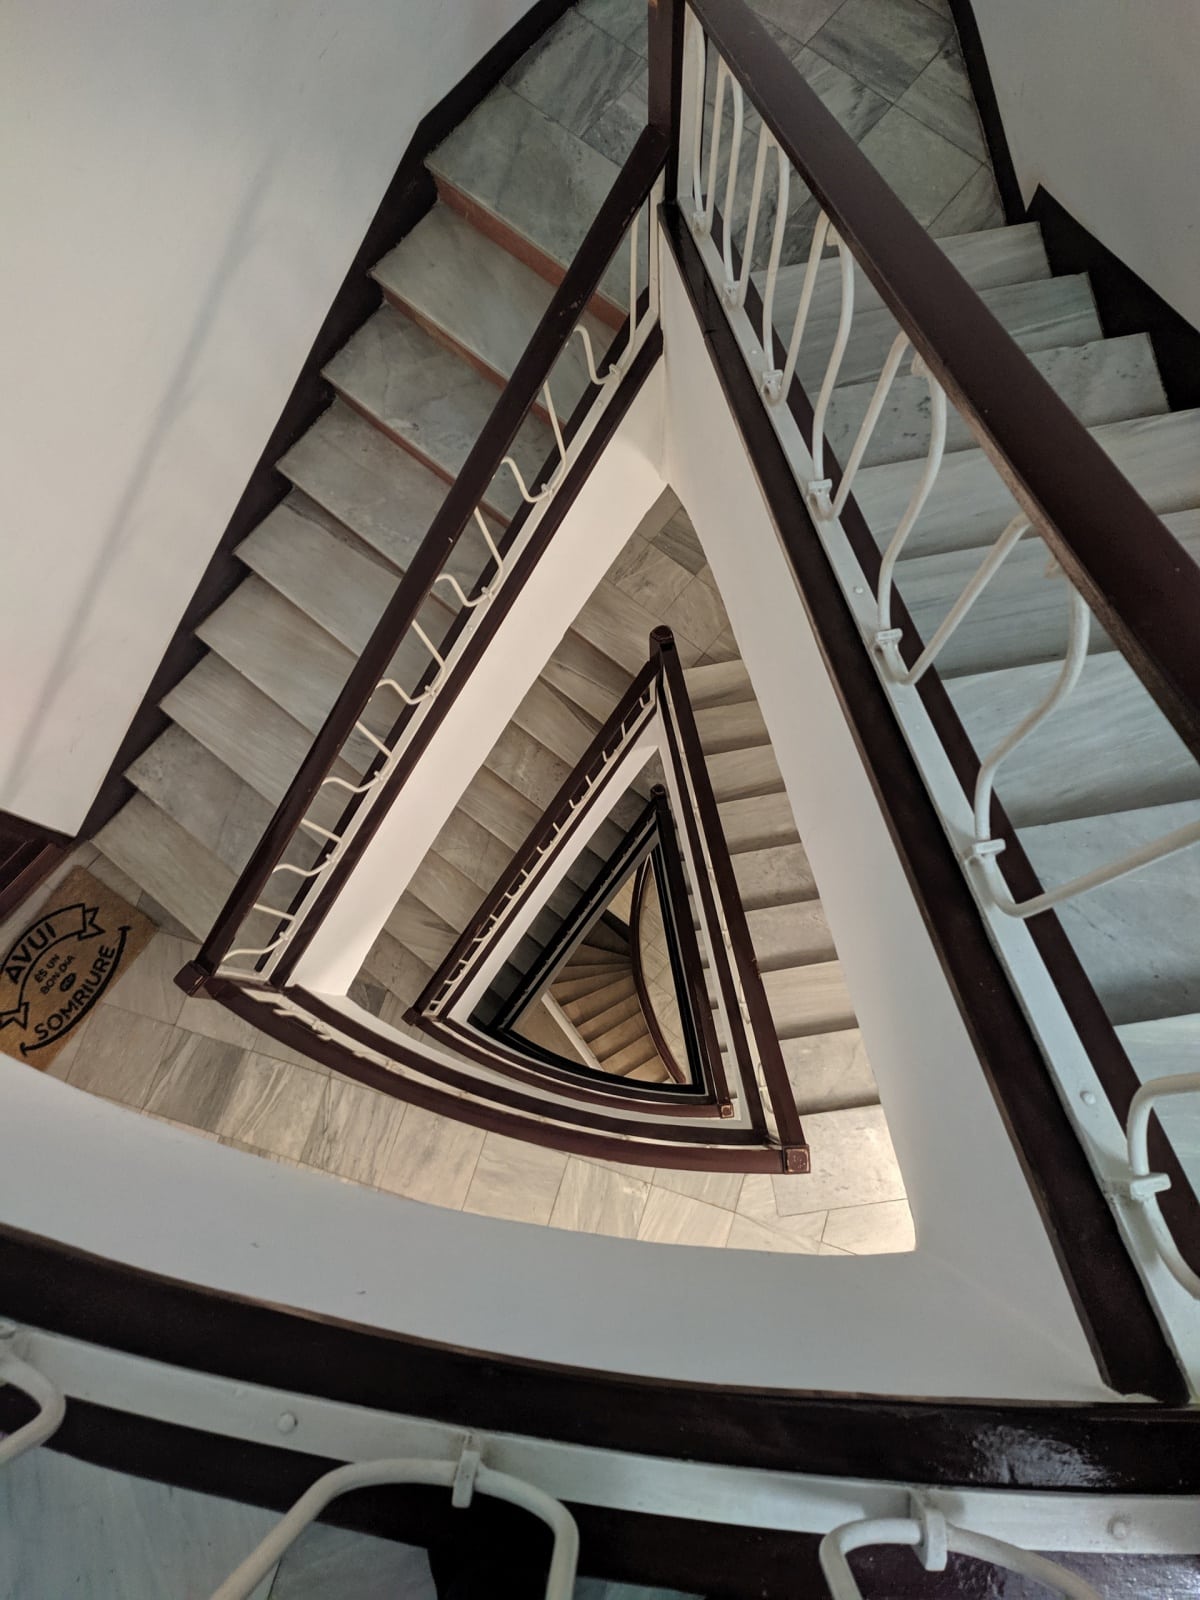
top-left (90, 0), bottom-right (1200, 1109)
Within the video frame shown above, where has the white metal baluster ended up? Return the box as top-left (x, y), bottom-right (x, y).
top-left (873, 366), bottom-right (948, 632)
top-left (829, 331), bottom-right (909, 519)
top-left (573, 323), bottom-right (613, 387)
top-left (502, 383), bottom-right (567, 504)
top-left (0, 1333), bottom-right (65, 1466)
top-left (353, 720), bottom-right (391, 755)
top-left (1114, 1071), bottom-right (1200, 1298)
top-left (756, 139), bottom-right (791, 394)
top-left (877, 513), bottom-right (1029, 685)
top-left (413, 620), bottom-right (446, 675)
top-left (971, 585), bottom-right (1091, 846)
top-left (771, 212), bottom-right (832, 407)
top-left (473, 507), bottom-right (503, 570)
top-left (717, 68), bottom-right (745, 298)
top-left (321, 773), bottom-right (382, 797)
top-left (689, 22), bottom-right (708, 229)
top-left (377, 676), bottom-right (435, 707)
top-left (728, 117), bottom-right (768, 308)
top-left (807, 229), bottom-right (854, 513)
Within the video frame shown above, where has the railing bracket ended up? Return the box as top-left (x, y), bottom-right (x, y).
top-left (806, 478), bottom-right (833, 517)
top-left (1105, 1170), bottom-right (1172, 1204)
top-left (452, 1435), bottom-right (484, 1508)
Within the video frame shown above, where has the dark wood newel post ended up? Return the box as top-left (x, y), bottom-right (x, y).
top-left (647, 0), bottom-right (685, 197)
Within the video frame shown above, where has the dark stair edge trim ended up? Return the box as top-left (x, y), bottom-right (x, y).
top-left (660, 203), bottom-right (1187, 1405)
top-left (77, 0), bottom-right (577, 841)
top-left (950, 0), bottom-right (1200, 412)
top-left (6, 1393), bottom-right (1183, 1600)
top-left (4, 1223), bottom-right (1200, 1495)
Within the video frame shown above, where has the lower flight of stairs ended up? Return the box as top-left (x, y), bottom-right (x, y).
top-left (89, 1), bottom-right (1200, 1109)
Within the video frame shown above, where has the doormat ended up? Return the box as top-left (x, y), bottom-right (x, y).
top-left (0, 866), bottom-right (154, 1069)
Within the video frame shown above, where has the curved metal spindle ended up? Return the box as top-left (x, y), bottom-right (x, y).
top-left (727, 118), bottom-right (769, 307)
top-left (502, 383), bottom-right (567, 505)
top-left (770, 212), bottom-right (832, 407)
top-left (225, 932), bottom-right (291, 963)
top-left (807, 229), bottom-right (854, 513)
top-left (250, 903), bottom-right (294, 921)
top-left (972, 584), bottom-right (1090, 846)
top-left (473, 507), bottom-right (503, 569)
top-left (712, 64), bottom-right (745, 296)
top-left (378, 675), bottom-right (436, 708)
top-left (877, 513), bottom-right (1029, 685)
top-left (434, 570), bottom-right (497, 609)
top-left (573, 323), bottom-right (614, 387)
top-left (689, 26), bottom-right (708, 228)
top-left (829, 331), bottom-right (910, 519)
top-left (755, 139), bottom-right (791, 394)
top-left (873, 361), bottom-right (948, 633)
top-left (353, 720), bottom-right (391, 755)
top-left (321, 772), bottom-right (383, 797)
top-left (1122, 1072), bottom-right (1200, 1299)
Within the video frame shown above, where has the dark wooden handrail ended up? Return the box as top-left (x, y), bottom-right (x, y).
top-left (653, 629), bottom-right (806, 1164)
top-left (188, 126), bottom-right (668, 980)
top-left (677, 0), bottom-right (1200, 767)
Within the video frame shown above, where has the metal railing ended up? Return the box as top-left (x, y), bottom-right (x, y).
top-left (669, 0), bottom-right (1200, 1373)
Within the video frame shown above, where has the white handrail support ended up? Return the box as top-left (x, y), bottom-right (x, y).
top-left (0, 1327), bottom-right (66, 1467)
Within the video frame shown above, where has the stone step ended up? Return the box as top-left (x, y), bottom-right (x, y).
top-left (94, 794), bottom-right (235, 941)
top-left (893, 510), bottom-right (1200, 679)
top-left (746, 900), bottom-right (837, 972)
top-left (573, 989), bottom-right (643, 1041)
top-left (557, 971), bottom-right (635, 1011)
top-left (324, 304), bottom-right (554, 522)
top-left (682, 657), bottom-right (754, 709)
top-left (588, 1007), bottom-right (653, 1059)
top-left (947, 648), bottom-right (1200, 827)
top-left (761, 959), bottom-right (857, 1040)
top-left (781, 1029), bottom-right (879, 1115)
top-left (852, 409), bottom-right (1200, 561)
top-left (1020, 799), bottom-right (1200, 1026)
top-left (607, 1032), bottom-right (663, 1076)
top-left (824, 333), bottom-right (1167, 472)
top-left (763, 221), bottom-right (1051, 331)
top-left (373, 200), bottom-right (612, 415)
top-left (694, 697), bottom-right (770, 755)
top-left (705, 743), bottom-right (783, 803)
top-left (795, 273), bottom-right (1101, 395)
top-left (732, 842), bottom-right (818, 910)
top-left (717, 791), bottom-right (801, 855)
top-left (126, 726), bottom-right (279, 877)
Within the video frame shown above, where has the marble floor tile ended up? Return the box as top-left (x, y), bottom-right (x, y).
top-left (581, 65), bottom-right (647, 165)
top-left (783, 1029), bottom-right (879, 1113)
top-left (808, 0), bottom-right (951, 102)
top-left (214, 1052), bottom-right (326, 1159)
top-left (64, 1006), bottom-right (178, 1108)
top-left (507, 11), bottom-right (644, 142)
top-left (823, 1198), bottom-right (916, 1254)
top-left (898, 36), bottom-right (987, 161)
top-left (928, 161), bottom-right (1004, 238)
top-left (463, 1132), bottom-right (568, 1223)
top-left (791, 43), bottom-right (892, 143)
top-left (144, 1029), bottom-right (246, 1131)
top-left (137, 889), bottom-right (195, 940)
top-left (650, 506), bottom-right (706, 574)
top-left (651, 1167), bottom-right (745, 1211)
top-left (858, 105), bottom-right (981, 228)
top-left (103, 930), bottom-right (191, 1027)
top-left (661, 573), bottom-right (731, 657)
top-left (176, 989), bottom-right (261, 1049)
top-left (301, 1078), bottom-right (408, 1186)
top-left (748, 0), bottom-right (843, 47)
top-left (609, 532), bottom-right (695, 614)
top-left (819, 1241), bottom-right (853, 1255)
top-left (89, 852), bottom-right (144, 906)
top-left (771, 1104), bottom-right (907, 1216)
top-left (249, 1025), bottom-right (329, 1074)
top-left (270, 1523), bottom-right (435, 1599)
top-left (578, 0), bottom-right (648, 53)
top-left (381, 1103), bottom-right (485, 1208)
top-left (727, 1212), bottom-right (825, 1253)
top-left (550, 1156), bottom-right (650, 1236)
top-left (637, 1185), bottom-right (735, 1247)
top-left (735, 1172), bottom-right (829, 1252)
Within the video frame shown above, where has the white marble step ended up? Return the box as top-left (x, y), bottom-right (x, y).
top-left (795, 274), bottom-right (1101, 394)
top-left (781, 1029), bottom-right (879, 1115)
top-left (163, 653), bottom-right (364, 805)
top-left (325, 305), bottom-right (554, 522)
top-left (683, 657), bottom-right (754, 709)
top-left (717, 791), bottom-right (800, 855)
top-left (894, 510), bottom-right (1200, 679)
top-left (746, 900), bottom-right (836, 971)
top-left (947, 650), bottom-right (1200, 826)
top-left (95, 794), bottom-right (235, 940)
top-left (588, 1006), bottom-right (653, 1058)
top-left (824, 333), bottom-right (1167, 472)
top-left (852, 409), bottom-right (1200, 561)
top-left (373, 202), bottom-right (612, 415)
top-left (195, 576), bottom-right (393, 773)
top-left (763, 221), bottom-right (1050, 330)
top-left (427, 84), bottom-right (625, 296)
top-left (732, 842), bottom-right (819, 910)
top-left (705, 743), bottom-right (783, 802)
top-left (1021, 799), bottom-right (1200, 1026)
top-left (762, 959), bottom-right (856, 1040)
top-left (126, 726), bottom-right (276, 875)
top-left (694, 697), bottom-right (770, 755)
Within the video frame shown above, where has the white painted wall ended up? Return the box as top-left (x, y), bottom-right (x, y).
top-left (973, 0), bottom-right (1200, 330)
top-left (0, 0), bottom-right (540, 833)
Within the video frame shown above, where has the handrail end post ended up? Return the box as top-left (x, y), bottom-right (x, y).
top-left (175, 960), bottom-right (215, 997)
top-left (781, 1143), bottom-right (810, 1174)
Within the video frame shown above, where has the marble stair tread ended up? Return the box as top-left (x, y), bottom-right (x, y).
top-left (384, 892), bottom-right (461, 970)
top-left (560, 975), bottom-right (637, 1018)
top-left (427, 84), bottom-right (625, 299)
top-left (851, 409), bottom-right (1200, 561)
top-left (682, 657), bottom-right (754, 708)
top-left (280, 400), bottom-right (470, 574)
top-left (373, 201), bottom-right (611, 415)
top-left (732, 842), bottom-right (819, 910)
top-left (1020, 799), bottom-right (1200, 1026)
top-left (763, 221), bottom-right (1050, 330)
top-left (586, 1009), bottom-right (654, 1059)
top-left (694, 698), bottom-right (771, 755)
top-left (794, 274), bottom-right (1101, 395)
top-left (947, 649), bottom-right (1200, 827)
top-left (746, 900), bottom-right (836, 971)
top-left (126, 727), bottom-right (278, 876)
top-left (705, 742), bottom-right (784, 802)
top-left (325, 305), bottom-right (554, 522)
top-left (781, 1029), bottom-right (880, 1115)
top-left (456, 767), bottom-right (608, 897)
top-left (760, 959), bottom-right (857, 1039)
top-left (823, 333), bottom-right (1167, 472)
top-left (510, 679), bottom-right (602, 770)
top-left (606, 1033), bottom-right (662, 1075)
top-left (95, 794), bottom-right (235, 940)
top-left (893, 510), bottom-right (1200, 679)
top-left (362, 928), bottom-right (436, 1006)
top-left (163, 654), bottom-right (361, 808)
top-left (717, 791), bottom-right (800, 854)
top-left (195, 576), bottom-right (391, 771)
